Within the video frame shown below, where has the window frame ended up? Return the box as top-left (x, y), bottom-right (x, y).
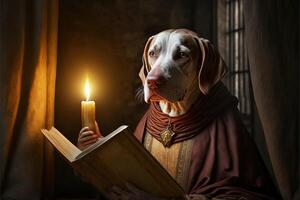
top-left (217, 0), bottom-right (254, 134)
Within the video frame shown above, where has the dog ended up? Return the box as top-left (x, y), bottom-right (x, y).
top-left (78, 29), bottom-right (279, 200)
top-left (139, 29), bottom-right (225, 117)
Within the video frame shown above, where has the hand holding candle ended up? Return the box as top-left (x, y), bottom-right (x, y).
top-left (77, 78), bottom-right (102, 150)
top-left (77, 121), bottom-right (102, 150)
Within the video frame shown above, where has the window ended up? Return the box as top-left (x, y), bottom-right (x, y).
top-left (217, 0), bottom-right (253, 133)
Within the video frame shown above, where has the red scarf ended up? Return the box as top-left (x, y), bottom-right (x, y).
top-left (146, 82), bottom-right (238, 146)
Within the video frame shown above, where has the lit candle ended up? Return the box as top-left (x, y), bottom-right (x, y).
top-left (81, 78), bottom-right (96, 132)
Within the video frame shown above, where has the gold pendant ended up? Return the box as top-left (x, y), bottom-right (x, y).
top-left (160, 126), bottom-right (175, 147)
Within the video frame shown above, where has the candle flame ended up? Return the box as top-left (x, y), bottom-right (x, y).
top-left (84, 78), bottom-right (91, 101)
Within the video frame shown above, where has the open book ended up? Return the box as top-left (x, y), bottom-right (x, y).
top-left (41, 126), bottom-right (185, 198)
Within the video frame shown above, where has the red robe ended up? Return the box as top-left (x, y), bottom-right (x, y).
top-left (134, 83), bottom-right (280, 199)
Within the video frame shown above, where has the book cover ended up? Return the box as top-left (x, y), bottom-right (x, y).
top-left (41, 126), bottom-right (185, 198)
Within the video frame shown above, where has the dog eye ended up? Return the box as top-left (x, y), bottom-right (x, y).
top-left (175, 52), bottom-right (188, 60)
top-left (149, 50), bottom-right (155, 57)
top-left (179, 52), bottom-right (188, 58)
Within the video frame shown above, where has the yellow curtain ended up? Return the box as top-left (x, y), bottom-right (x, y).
top-left (0, 0), bottom-right (58, 198)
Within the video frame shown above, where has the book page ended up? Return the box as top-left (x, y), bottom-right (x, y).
top-left (41, 127), bottom-right (81, 162)
top-left (75, 125), bottom-right (128, 160)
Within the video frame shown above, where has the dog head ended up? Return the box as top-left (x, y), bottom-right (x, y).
top-left (139, 29), bottom-right (227, 103)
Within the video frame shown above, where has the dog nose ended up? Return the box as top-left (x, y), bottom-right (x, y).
top-left (147, 75), bottom-right (166, 89)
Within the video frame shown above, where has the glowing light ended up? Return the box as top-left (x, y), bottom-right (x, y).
top-left (84, 78), bottom-right (91, 101)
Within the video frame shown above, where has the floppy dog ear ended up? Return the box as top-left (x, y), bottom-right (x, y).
top-left (194, 38), bottom-right (228, 94)
top-left (139, 36), bottom-right (154, 85)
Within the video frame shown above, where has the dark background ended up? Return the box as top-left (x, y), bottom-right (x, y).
top-left (54, 0), bottom-right (215, 198)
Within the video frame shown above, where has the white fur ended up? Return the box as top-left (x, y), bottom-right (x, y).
top-left (144, 30), bottom-right (200, 117)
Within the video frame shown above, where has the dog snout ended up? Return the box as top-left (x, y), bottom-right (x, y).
top-left (147, 75), bottom-right (166, 90)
